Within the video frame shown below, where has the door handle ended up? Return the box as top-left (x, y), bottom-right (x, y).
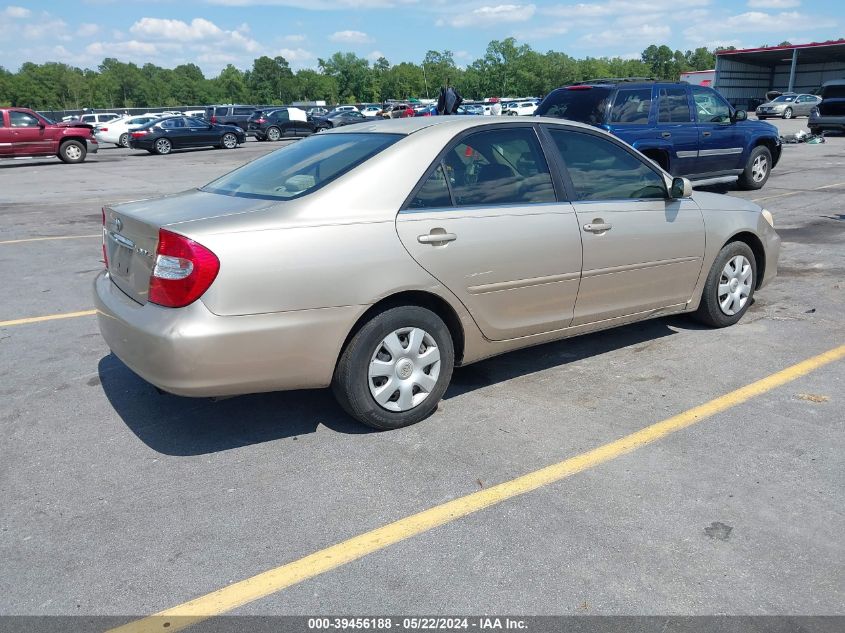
top-left (660, 131), bottom-right (671, 138)
top-left (583, 222), bottom-right (612, 233)
top-left (702, 131), bottom-right (712, 137)
top-left (418, 232), bottom-right (457, 244)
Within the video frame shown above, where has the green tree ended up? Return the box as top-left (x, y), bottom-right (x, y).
top-left (319, 52), bottom-right (371, 102)
top-left (215, 64), bottom-right (247, 103)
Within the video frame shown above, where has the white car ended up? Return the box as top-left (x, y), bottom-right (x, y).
top-left (334, 105), bottom-right (359, 113)
top-left (78, 112), bottom-right (120, 125)
top-left (95, 115), bottom-right (161, 147)
top-left (183, 110), bottom-right (206, 119)
top-left (361, 105), bottom-right (382, 117)
top-left (507, 101), bottom-right (539, 116)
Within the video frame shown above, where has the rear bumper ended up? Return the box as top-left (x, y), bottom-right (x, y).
top-left (86, 139), bottom-right (99, 154)
top-left (808, 114), bottom-right (845, 130)
top-left (94, 271), bottom-right (363, 397)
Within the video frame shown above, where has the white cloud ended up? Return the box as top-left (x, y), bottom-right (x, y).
top-left (277, 47), bottom-right (315, 62)
top-left (329, 30), bottom-right (372, 43)
top-left (748, 0), bottom-right (799, 7)
top-left (78, 23), bottom-right (100, 37)
top-left (282, 34), bottom-right (307, 43)
top-left (23, 19), bottom-right (69, 40)
top-left (86, 40), bottom-right (163, 57)
top-left (447, 4), bottom-right (536, 29)
top-left (207, 0), bottom-right (418, 9)
top-left (3, 5), bottom-right (30, 18)
top-left (129, 17), bottom-right (261, 52)
top-left (579, 23), bottom-right (671, 47)
top-left (541, 0), bottom-right (709, 18)
top-left (722, 10), bottom-right (815, 32)
top-left (367, 50), bottom-right (385, 61)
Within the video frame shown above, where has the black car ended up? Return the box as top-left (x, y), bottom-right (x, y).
top-left (809, 79), bottom-right (845, 135)
top-left (310, 110), bottom-right (368, 130)
top-left (204, 105), bottom-right (257, 132)
top-left (248, 108), bottom-right (318, 141)
top-left (129, 116), bottom-right (246, 155)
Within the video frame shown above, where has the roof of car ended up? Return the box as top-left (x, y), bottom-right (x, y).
top-left (329, 115), bottom-right (597, 136)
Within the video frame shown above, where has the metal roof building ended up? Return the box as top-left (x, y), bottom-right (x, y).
top-left (714, 40), bottom-right (845, 109)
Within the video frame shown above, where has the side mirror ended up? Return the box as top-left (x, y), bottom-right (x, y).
top-left (733, 109), bottom-right (747, 122)
top-left (671, 177), bottom-right (692, 199)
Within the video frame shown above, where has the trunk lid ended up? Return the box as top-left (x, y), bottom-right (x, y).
top-left (104, 189), bottom-right (275, 304)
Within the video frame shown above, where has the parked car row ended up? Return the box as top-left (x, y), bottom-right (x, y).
top-left (755, 93), bottom-right (821, 119)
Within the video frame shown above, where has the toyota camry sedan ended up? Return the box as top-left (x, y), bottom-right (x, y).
top-left (95, 117), bottom-right (780, 430)
top-left (128, 115), bottom-right (245, 154)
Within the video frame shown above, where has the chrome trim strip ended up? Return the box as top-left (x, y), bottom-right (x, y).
top-left (699, 148), bottom-right (744, 156)
top-left (467, 271), bottom-right (580, 294)
top-left (108, 232), bottom-right (135, 249)
top-left (582, 256), bottom-right (700, 279)
top-left (676, 150), bottom-right (698, 158)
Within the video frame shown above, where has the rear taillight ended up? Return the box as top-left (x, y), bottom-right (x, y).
top-left (256, 118), bottom-right (267, 124)
top-left (149, 229), bottom-right (219, 308)
top-left (99, 127), bottom-right (108, 132)
top-left (211, 115), bottom-right (218, 124)
top-left (101, 207), bottom-right (108, 268)
top-left (131, 130), bottom-right (148, 138)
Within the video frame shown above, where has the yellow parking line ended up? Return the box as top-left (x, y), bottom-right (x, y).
top-left (106, 343), bottom-right (845, 633)
top-left (813, 181), bottom-right (845, 190)
top-left (0, 234), bottom-right (100, 245)
top-left (0, 310), bottom-right (97, 328)
top-left (753, 191), bottom-right (799, 202)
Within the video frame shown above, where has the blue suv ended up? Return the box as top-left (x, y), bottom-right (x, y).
top-left (535, 80), bottom-right (782, 190)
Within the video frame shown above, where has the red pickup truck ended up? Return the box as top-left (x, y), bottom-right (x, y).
top-left (0, 107), bottom-right (99, 163)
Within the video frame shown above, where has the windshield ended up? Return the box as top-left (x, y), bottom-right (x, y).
top-left (535, 86), bottom-right (613, 125)
top-left (202, 133), bottom-right (402, 201)
top-left (773, 95), bottom-right (796, 102)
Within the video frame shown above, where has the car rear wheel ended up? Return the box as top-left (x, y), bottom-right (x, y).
top-left (154, 138), bottom-right (172, 155)
top-left (58, 140), bottom-right (86, 164)
top-left (738, 145), bottom-right (771, 190)
top-left (221, 133), bottom-right (238, 149)
top-left (118, 133), bottom-right (129, 148)
top-left (332, 306), bottom-right (454, 430)
top-left (693, 241), bottom-right (757, 328)
top-left (266, 126), bottom-right (282, 141)
top-left (783, 107), bottom-right (793, 119)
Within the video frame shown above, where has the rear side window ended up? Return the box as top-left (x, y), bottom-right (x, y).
top-left (234, 107), bottom-right (254, 116)
top-left (548, 129), bottom-right (667, 201)
top-left (658, 86), bottom-right (692, 123)
top-left (203, 133), bottom-right (402, 200)
top-left (0, 112), bottom-right (6, 127)
top-left (273, 110), bottom-right (290, 121)
top-left (409, 164), bottom-right (451, 209)
top-left (535, 87), bottom-right (613, 125)
top-left (610, 88), bottom-right (653, 124)
top-left (215, 107), bottom-right (228, 116)
top-left (441, 128), bottom-right (555, 207)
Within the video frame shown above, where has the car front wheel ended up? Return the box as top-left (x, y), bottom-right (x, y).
top-left (783, 107), bottom-right (793, 119)
top-left (221, 132), bottom-right (238, 149)
top-left (58, 140), bottom-right (86, 164)
top-left (693, 241), bottom-right (757, 328)
top-left (333, 306), bottom-right (454, 430)
top-left (738, 145), bottom-right (771, 190)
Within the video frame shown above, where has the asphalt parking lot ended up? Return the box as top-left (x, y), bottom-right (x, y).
top-left (1, 121), bottom-right (843, 629)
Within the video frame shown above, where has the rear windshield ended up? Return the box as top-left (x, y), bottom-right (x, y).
top-left (822, 84), bottom-right (845, 99)
top-left (202, 133), bottom-right (402, 201)
top-left (535, 86), bottom-right (613, 125)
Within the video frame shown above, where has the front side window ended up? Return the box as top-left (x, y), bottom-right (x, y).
top-left (549, 129), bottom-right (667, 201)
top-left (658, 86), bottom-right (692, 123)
top-left (692, 86), bottom-right (731, 123)
top-left (535, 86), bottom-right (613, 125)
top-left (610, 88), bottom-right (653, 124)
top-left (773, 95), bottom-right (796, 102)
top-left (203, 133), bottom-right (401, 200)
top-left (442, 128), bottom-right (555, 207)
top-left (9, 111), bottom-right (40, 127)
top-left (409, 164), bottom-right (451, 209)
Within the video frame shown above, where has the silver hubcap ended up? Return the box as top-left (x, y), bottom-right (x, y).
top-left (368, 327), bottom-right (441, 412)
top-left (65, 144), bottom-right (81, 160)
top-left (718, 255), bottom-right (753, 316)
top-left (268, 128), bottom-right (280, 140)
top-left (120, 134), bottom-right (128, 147)
top-left (223, 134), bottom-right (236, 148)
top-left (751, 155), bottom-right (768, 182)
top-left (784, 109), bottom-right (792, 118)
top-left (156, 139), bottom-right (170, 153)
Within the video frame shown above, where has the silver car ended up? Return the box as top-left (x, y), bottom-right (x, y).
top-left (756, 93), bottom-right (821, 119)
top-left (95, 117), bottom-right (780, 430)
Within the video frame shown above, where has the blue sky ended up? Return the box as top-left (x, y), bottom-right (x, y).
top-left (1, 0), bottom-right (842, 76)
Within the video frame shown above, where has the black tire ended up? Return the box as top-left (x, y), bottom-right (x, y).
top-left (118, 133), bottom-right (129, 148)
top-left (782, 107), bottom-right (793, 119)
top-left (332, 306), bottom-right (455, 430)
top-left (810, 127), bottom-right (821, 135)
top-left (693, 241), bottom-right (757, 328)
top-left (757, 115), bottom-right (766, 120)
top-left (266, 126), bottom-right (282, 141)
top-left (58, 140), bottom-right (86, 164)
top-left (220, 132), bottom-right (238, 149)
top-left (737, 145), bottom-right (771, 190)
top-left (154, 137), bottom-right (172, 155)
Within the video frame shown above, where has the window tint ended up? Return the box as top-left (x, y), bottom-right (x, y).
top-left (9, 111), bottom-right (40, 127)
top-left (214, 107), bottom-right (228, 116)
top-left (442, 128), bottom-right (555, 207)
top-left (203, 133), bottom-right (401, 201)
top-left (160, 118), bottom-right (184, 129)
top-left (549, 129), bottom-right (667, 201)
top-left (273, 110), bottom-right (290, 121)
top-left (658, 86), bottom-right (692, 123)
top-left (81, 115), bottom-right (95, 123)
top-left (535, 86), bottom-right (612, 125)
top-left (0, 112), bottom-right (5, 127)
top-left (610, 88), bottom-right (653, 124)
top-left (185, 117), bottom-right (206, 126)
top-left (409, 163), bottom-right (451, 209)
top-left (234, 107), bottom-right (254, 116)
top-left (691, 86), bottom-right (731, 123)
